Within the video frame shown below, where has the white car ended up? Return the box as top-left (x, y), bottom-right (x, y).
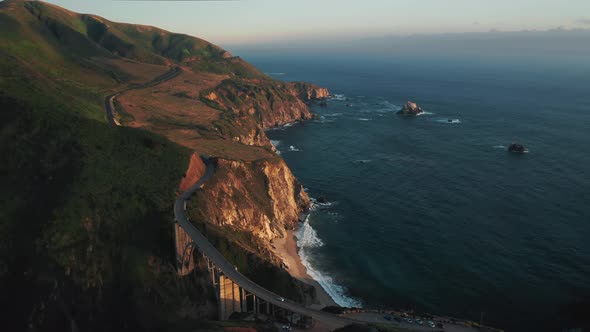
top-left (277, 297), bottom-right (285, 302)
top-left (428, 321), bottom-right (436, 328)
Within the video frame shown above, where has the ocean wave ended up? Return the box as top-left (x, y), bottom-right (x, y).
top-left (416, 111), bottom-right (434, 116)
top-left (270, 140), bottom-right (282, 147)
top-left (353, 159), bottom-right (373, 164)
top-left (309, 197), bottom-right (333, 208)
top-left (324, 113), bottom-right (343, 117)
top-left (330, 94), bottom-right (347, 101)
top-left (288, 145), bottom-right (302, 152)
top-left (317, 116), bottom-right (336, 124)
top-left (265, 122), bottom-right (297, 131)
top-left (493, 145), bottom-right (507, 149)
top-left (297, 215), bottom-right (324, 248)
top-left (296, 215), bottom-right (363, 308)
top-left (368, 101), bottom-right (401, 113)
top-left (267, 72), bottom-right (286, 76)
top-left (357, 118), bottom-right (371, 121)
top-left (435, 118), bottom-right (461, 123)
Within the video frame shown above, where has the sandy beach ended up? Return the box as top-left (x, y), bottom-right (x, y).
top-left (272, 230), bottom-right (337, 309)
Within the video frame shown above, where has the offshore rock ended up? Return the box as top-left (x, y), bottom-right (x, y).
top-left (397, 101), bottom-right (424, 115)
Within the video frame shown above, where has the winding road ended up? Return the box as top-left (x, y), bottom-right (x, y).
top-left (103, 64), bottom-right (499, 332)
top-left (174, 159), bottom-right (355, 328)
top-left (104, 66), bottom-right (181, 125)
top-left (103, 68), bottom-right (355, 328)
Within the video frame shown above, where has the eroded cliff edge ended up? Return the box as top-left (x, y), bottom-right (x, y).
top-left (191, 157), bottom-right (310, 241)
top-left (172, 76), bottom-right (329, 304)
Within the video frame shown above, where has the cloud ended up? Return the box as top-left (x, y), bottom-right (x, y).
top-left (577, 18), bottom-right (590, 25)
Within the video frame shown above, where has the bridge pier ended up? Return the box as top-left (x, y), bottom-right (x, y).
top-left (175, 223), bottom-right (196, 276)
top-left (218, 274), bottom-right (244, 320)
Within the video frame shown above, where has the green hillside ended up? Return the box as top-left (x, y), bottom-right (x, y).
top-left (0, 1), bottom-right (311, 330)
top-left (0, 1), bottom-right (218, 330)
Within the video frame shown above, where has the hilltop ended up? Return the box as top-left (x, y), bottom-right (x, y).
top-left (0, 1), bottom-right (329, 331)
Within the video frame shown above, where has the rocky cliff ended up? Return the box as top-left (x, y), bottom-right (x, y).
top-left (202, 78), bottom-right (329, 130)
top-left (191, 157), bottom-right (310, 241)
top-left (291, 82), bottom-right (331, 101)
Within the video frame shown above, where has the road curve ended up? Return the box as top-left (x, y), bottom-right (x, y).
top-left (104, 66), bottom-right (181, 125)
top-left (174, 158), bottom-right (356, 328)
top-left (103, 68), bottom-right (355, 328)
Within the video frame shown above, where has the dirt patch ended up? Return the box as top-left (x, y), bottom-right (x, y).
top-left (179, 153), bottom-right (206, 192)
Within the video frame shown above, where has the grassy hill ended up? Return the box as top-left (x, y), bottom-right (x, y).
top-left (0, 0), bottom-right (251, 330)
top-left (0, 1), bottom-right (322, 330)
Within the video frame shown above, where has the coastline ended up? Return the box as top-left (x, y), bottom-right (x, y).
top-left (272, 230), bottom-right (337, 309)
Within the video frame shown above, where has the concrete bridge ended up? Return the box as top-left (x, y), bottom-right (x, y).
top-left (173, 159), bottom-right (354, 329)
top-left (101, 66), bottom-right (351, 329)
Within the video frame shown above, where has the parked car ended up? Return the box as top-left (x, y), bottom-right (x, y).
top-left (406, 318), bottom-right (414, 324)
top-left (416, 319), bottom-right (424, 325)
top-left (277, 297), bottom-right (285, 302)
top-left (436, 323), bottom-right (444, 328)
top-left (428, 321), bottom-right (435, 328)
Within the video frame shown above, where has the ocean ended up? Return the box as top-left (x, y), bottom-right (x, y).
top-left (237, 52), bottom-right (590, 331)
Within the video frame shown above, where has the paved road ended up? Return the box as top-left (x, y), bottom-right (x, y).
top-left (101, 64), bottom-right (353, 327)
top-left (104, 66), bottom-right (181, 125)
top-left (174, 159), bottom-right (356, 328)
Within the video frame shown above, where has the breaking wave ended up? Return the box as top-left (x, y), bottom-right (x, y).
top-left (330, 94), bottom-right (347, 101)
top-left (324, 113), bottom-right (343, 117)
top-left (416, 111), bottom-right (434, 116)
top-left (436, 119), bottom-right (461, 123)
top-left (296, 214), bottom-right (363, 308)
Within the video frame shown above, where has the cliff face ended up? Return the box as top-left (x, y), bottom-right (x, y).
top-left (192, 157), bottom-right (310, 241)
top-left (291, 82), bottom-right (331, 101)
top-left (203, 79), bottom-right (329, 130)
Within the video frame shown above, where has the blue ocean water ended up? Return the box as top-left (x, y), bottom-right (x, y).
top-left (244, 53), bottom-right (590, 331)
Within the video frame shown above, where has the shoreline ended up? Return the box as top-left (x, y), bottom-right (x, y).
top-left (272, 229), bottom-right (337, 309)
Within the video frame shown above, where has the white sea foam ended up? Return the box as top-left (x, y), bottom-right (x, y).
top-left (330, 94), bottom-right (347, 101)
top-left (288, 145), bottom-right (302, 152)
top-left (267, 72), bottom-right (286, 76)
top-left (357, 118), bottom-right (371, 121)
top-left (353, 159), bottom-right (373, 164)
top-left (436, 118), bottom-right (461, 124)
top-left (324, 113), bottom-right (343, 117)
top-left (270, 140), bottom-right (282, 147)
top-left (416, 111), bottom-right (434, 116)
top-left (493, 145), bottom-right (507, 149)
top-left (317, 116), bottom-right (336, 124)
top-left (296, 214), bottom-right (363, 308)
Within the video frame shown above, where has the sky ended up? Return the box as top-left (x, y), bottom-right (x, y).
top-left (40, 0), bottom-right (590, 46)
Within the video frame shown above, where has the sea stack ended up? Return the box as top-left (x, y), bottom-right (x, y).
top-left (508, 143), bottom-right (529, 153)
top-left (397, 101), bottom-right (424, 116)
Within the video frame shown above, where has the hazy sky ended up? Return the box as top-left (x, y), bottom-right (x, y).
top-left (42, 0), bottom-right (590, 45)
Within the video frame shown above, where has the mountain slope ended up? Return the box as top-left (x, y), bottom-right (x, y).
top-left (1, 1), bottom-right (330, 330)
